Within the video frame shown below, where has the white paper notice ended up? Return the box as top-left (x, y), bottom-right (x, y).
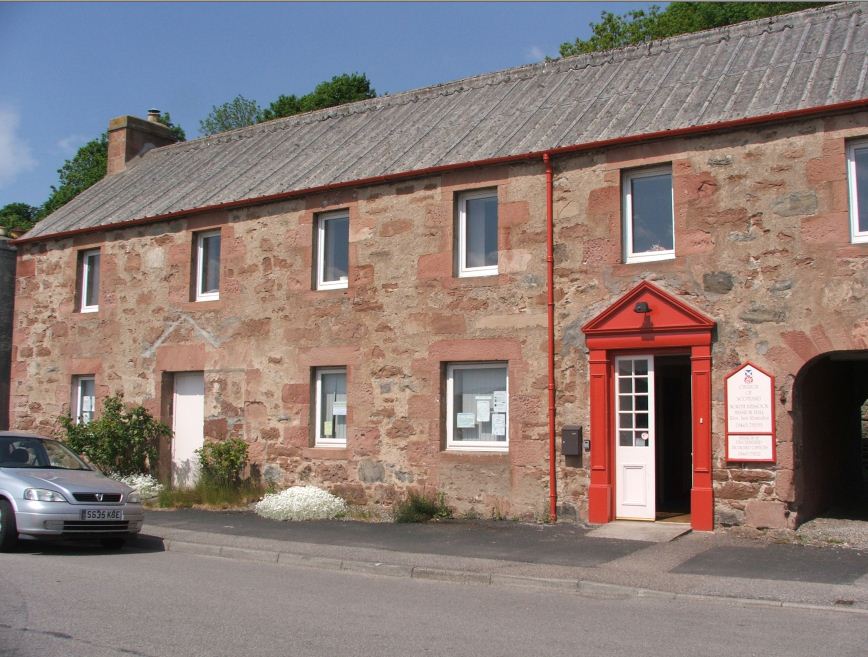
top-left (457, 412), bottom-right (477, 428)
top-left (492, 413), bottom-right (506, 436)
top-left (323, 420), bottom-right (333, 436)
top-left (476, 397), bottom-right (491, 423)
top-left (82, 397), bottom-right (93, 412)
top-left (492, 391), bottom-right (507, 413)
top-left (332, 401), bottom-right (347, 416)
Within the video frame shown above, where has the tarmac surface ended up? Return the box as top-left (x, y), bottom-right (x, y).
top-left (140, 509), bottom-right (868, 614)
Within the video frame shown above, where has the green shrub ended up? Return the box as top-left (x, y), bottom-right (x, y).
top-left (394, 489), bottom-right (453, 523)
top-left (156, 479), bottom-right (266, 509)
top-left (58, 394), bottom-right (170, 476)
top-left (196, 438), bottom-right (248, 486)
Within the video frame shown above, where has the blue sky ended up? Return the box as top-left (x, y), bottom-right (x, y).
top-left (0, 2), bottom-right (654, 208)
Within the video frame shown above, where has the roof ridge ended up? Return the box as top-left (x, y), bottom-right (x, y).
top-left (145, 1), bottom-right (852, 161)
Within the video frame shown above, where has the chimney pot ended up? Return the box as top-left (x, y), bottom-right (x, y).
top-left (147, 109), bottom-right (161, 123)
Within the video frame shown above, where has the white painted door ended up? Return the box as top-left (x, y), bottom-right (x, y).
top-left (615, 356), bottom-right (656, 520)
top-left (172, 372), bottom-right (205, 488)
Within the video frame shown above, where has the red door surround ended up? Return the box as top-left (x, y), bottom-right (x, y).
top-left (581, 281), bottom-right (716, 531)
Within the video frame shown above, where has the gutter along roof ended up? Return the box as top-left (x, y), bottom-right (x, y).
top-left (22, 2), bottom-right (868, 243)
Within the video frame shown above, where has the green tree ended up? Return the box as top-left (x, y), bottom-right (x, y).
top-left (38, 134), bottom-right (108, 219)
top-left (258, 73), bottom-right (377, 122)
top-left (559, 2), bottom-right (827, 57)
top-left (0, 202), bottom-right (39, 233)
top-left (58, 393), bottom-right (171, 476)
top-left (158, 111), bottom-right (186, 142)
top-left (36, 112), bottom-right (184, 219)
top-left (199, 95), bottom-right (262, 136)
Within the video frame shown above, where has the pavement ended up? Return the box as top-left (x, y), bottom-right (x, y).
top-left (140, 509), bottom-right (868, 614)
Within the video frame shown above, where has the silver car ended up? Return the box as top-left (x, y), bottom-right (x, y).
top-left (0, 431), bottom-right (144, 551)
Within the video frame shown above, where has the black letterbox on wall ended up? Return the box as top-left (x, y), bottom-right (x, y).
top-left (562, 425), bottom-right (581, 457)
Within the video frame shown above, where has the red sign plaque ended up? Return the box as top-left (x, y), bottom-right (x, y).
top-left (725, 362), bottom-right (776, 463)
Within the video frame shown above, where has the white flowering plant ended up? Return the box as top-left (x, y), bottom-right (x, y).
top-left (254, 485), bottom-right (348, 521)
top-left (110, 473), bottom-right (164, 500)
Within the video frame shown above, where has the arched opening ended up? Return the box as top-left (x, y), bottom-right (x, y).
top-left (793, 351), bottom-right (868, 523)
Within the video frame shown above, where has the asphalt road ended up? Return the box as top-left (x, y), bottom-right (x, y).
top-left (2, 543), bottom-right (866, 657)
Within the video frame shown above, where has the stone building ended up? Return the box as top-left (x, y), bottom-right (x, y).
top-left (9, 4), bottom-right (868, 531)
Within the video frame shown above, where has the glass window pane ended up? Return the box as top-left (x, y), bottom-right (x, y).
top-left (635, 395), bottom-right (648, 411)
top-left (618, 360), bottom-right (632, 376)
top-left (631, 173), bottom-right (673, 254)
top-left (619, 431), bottom-right (633, 447)
top-left (619, 413), bottom-right (633, 429)
top-left (452, 365), bottom-right (507, 443)
top-left (201, 234), bottom-right (220, 294)
top-left (78, 378), bottom-right (95, 424)
top-left (83, 253), bottom-right (100, 308)
top-left (320, 371), bottom-right (347, 441)
top-left (856, 146), bottom-right (868, 233)
top-left (635, 431), bottom-right (649, 447)
top-left (465, 196), bottom-right (497, 269)
top-left (619, 395), bottom-right (633, 411)
top-left (618, 378), bottom-right (632, 394)
top-left (635, 377), bottom-right (648, 394)
top-left (634, 359), bottom-right (648, 375)
top-left (323, 216), bottom-right (349, 282)
top-left (635, 413), bottom-right (649, 429)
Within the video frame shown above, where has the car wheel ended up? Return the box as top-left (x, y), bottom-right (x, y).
top-left (0, 498), bottom-right (19, 552)
top-left (100, 537), bottom-right (126, 550)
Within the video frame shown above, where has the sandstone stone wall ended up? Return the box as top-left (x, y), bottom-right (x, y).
top-left (552, 111), bottom-right (868, 528)
top-left (11, 163), bottom-right (551, 519)
top-left (9, 111), bottom-right (868, 526)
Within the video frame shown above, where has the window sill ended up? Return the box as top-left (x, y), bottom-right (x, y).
top-left (625, 252), bottom-right (675, 265)
top-left (303, 446), bottom-right (349, 459)
top-left (457, 268), bottom-right (499, 279)
top-left (440, 445), bottom-right (509, 460)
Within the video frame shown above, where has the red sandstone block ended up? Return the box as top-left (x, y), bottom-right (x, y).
top-left (744, 500), bottom-right (788, 529)
top-left (282, 383), bottom-right (309, 405)
top-left (417, 252), bottom-right (451, 279)
top-left (500, 201), bottom-right (530, 227)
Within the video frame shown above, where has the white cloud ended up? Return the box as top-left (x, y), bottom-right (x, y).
top-left (526, 46), bottom-right (546, 61)
top-left (57, 134), bottom-right (88, 154)
top-left (0, 105), bottom-right (37, 190)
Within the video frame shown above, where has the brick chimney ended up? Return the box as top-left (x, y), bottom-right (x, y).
top-left (106, 109), bottom-right (177, 176)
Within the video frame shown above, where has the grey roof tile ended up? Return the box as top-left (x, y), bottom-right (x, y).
top-left (26, 2), bottom-right (868, 240)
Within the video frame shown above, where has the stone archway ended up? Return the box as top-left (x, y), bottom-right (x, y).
top-left (793, 350), bottom-right (868, 523)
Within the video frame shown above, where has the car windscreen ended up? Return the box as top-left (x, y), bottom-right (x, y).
top-left (0, 436), bottom-right (92, 470)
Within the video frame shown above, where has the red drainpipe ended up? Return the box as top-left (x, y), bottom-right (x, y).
top-left (544, 152), bottom-right (557, 522)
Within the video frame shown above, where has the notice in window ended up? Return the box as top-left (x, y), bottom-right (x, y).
top-left (457, 412), bottom-right (476, 428)
top-left (82, 397), bottom-right (93, 412)
top-left (475, 397), bottom-right (491, 423)
top-left (332, 401), bottom-right (347, 416)
top-left (323, 420), bottom-right (333, 436)
top-left (492, 413), bottom-right (506, 436)
top-left (493, 390), bottom-right (507, 413)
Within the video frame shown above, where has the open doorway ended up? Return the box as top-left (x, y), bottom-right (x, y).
top-left (655, 355), bottom-right (692, 522)
top-left (794, 351), bottom-right (868, 523)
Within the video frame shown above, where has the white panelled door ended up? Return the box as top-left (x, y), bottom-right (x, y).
top-left (172, 372), bottom-right (205, 488)
top-left (615, 356), bottom-right (656, 520)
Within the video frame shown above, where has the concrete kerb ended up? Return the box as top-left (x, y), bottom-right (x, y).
top-left (158, 535), bottom-right (868, 615)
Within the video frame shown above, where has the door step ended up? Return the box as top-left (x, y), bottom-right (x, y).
top-left (586, 520), bottom-right (691, 543)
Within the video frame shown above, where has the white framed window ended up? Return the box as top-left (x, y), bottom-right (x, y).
top-left (446, 362), bottom-right (508, 452)
top-left (622, 166), bottom-right (674, 263)
top-left (195, 230), bottom-right (221, 301)
top-left (316, 211), bottom-right (349, 290)
top-left (315, 367), bottom-right (347, 447)
top-left (457, 189), bottom-right (498, 277)
top-left (79, 248), bottom-right (100, 312)
top-left (847, 139), bottom-right (868, 243)
top-left (72, 375), bottom-right (96, 424)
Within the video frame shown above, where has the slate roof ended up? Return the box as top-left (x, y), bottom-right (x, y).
top-left (26, 2), bottom-right (868, 240)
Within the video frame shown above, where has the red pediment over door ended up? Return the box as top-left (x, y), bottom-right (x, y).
top-left (582, 280), bottom-right (715, 347)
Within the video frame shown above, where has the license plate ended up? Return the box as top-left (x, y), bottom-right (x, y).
top-left (81, 509), bottom-right (124, 521)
